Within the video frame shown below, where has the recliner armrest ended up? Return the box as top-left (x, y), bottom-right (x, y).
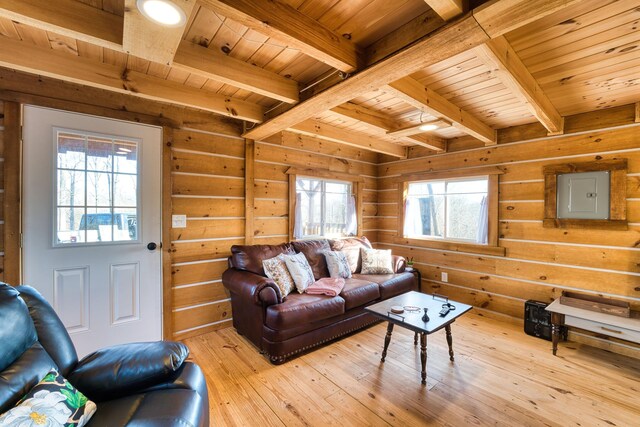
top-left (222, 268), bottom-right (283, 305)
top-left (392, 255), bottom-right (406, 273)
top-left (67, 341), bottom-right (189, 402)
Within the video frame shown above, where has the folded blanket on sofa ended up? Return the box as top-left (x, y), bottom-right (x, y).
top-left (305, 278), bottom-right (345, 296)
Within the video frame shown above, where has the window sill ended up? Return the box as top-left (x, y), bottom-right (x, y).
top-left (393, 236), bottom-right (506, 257)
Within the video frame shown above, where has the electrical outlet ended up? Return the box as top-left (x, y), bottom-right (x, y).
top-left (172, 214), bottom-right (187, 228)
top-left (441, 272), bottom-right (448, 282)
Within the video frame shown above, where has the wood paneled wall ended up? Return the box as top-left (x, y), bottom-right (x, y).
top-left (375, 105), bottom-right (640, 357)
top-left (255, 132), bottom-right (379, 243)
top-left (0, 101), bottom-right (4, 280)
top-left (169, 128), bottom-right (244, 340)
top-left (169, 129), bottom-right (379, 340)
top-left (0, 101), bottom-right (20, 285)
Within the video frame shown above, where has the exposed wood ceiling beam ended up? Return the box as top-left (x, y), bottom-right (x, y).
top-left (423, 0), bottom-right (467, 21)
top-left (0, 36), bottom-right (264, 122)
top-left (474, 36), bottom-right (564, 134)
top-left (174, 41), bottom-right (299, 103)
top-left (0, 0), bottom-right (122, 49)
top-left (331, 102), bottom-right (398, 130)
top-left (472, 0), bottom-right (582, 38)
top-left (123, 0), bottom-right (196, 65)
top-left (365, 9), bottom-right (445, 66)
top-left (199, 0), bottom-right (362, 73)
top-left (243, 0), bottom-right (579, 141)
top-left (0, 0), bottom-right (296, 103)
top-left (330, 102), bottom-right (446, 151)
top-left (386, 119), bottom-right (451, 138)
top-left (289, 120), bottom-right (407, 158)
top-left (245, 15), bottom-right (486, 140)
top-left (387, 76), bottom-right (496, 144)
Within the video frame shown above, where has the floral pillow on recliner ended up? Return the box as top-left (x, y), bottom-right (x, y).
top-left (0, 370), bottom-right (96, 427)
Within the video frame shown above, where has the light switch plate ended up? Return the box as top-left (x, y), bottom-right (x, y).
top-left (172, 214), bottom-right (187, 228)
top-left (441, 272), bottom-right (448, 282)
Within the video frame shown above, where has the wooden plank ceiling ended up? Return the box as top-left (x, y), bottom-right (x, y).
top-left (0, 0), bottom-right (638, 157)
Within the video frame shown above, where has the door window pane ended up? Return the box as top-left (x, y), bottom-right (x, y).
top-left (55, 129), bottom-right (140, 246)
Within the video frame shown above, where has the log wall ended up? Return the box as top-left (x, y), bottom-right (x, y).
top-left (170, 129), bottom-right (379, 339)
top-left (375, 105), bottom-right (640, 356)
top-left (0, 101), bottom-right (4, 280)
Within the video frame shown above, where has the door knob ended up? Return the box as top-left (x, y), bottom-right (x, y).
top-left (147, 242), bottom-right (161, 250)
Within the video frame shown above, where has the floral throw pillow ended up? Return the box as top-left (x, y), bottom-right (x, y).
top-left (323, 251), bottom-right (352, 279)
top-left (0, 370), bottom-right (96, 427)
top-left (262, 254), bottom-right (296, 298)
top-left (360, 248), bottom-right (394, 274)
top-left (283, 252), bottom-right (315, 293)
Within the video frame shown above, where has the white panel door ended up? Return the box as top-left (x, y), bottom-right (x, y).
top-left (22, 105), bottom-right (162, 357)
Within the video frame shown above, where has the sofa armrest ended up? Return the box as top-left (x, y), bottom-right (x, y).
top-left (222, 268), bottom-right (283, 305)
top-left (67, 341), bottom-right (189, 402)
top-left (392, 255), bottom-right (406, 273)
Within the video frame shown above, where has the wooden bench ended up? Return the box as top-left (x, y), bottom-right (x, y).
top-left (546, 299), bottom-right (640, 355)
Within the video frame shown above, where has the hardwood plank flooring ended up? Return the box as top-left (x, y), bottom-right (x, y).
top-left (185, 312), bottom-right (640, 426)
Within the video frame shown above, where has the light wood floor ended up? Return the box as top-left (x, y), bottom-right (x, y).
top-left (185, 312), bottom-right (640, 426)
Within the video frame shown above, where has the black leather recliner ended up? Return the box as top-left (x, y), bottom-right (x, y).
top-left (0, 283), bottom-right (209, 426)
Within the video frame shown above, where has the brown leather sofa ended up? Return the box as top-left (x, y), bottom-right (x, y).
top-left (222, 237), bottom-right (416, 363)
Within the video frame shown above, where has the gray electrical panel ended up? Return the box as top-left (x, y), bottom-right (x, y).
top-left (557, 171), bottom-right (610, 219)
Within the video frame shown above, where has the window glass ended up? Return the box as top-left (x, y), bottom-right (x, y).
top-left (405, 177), bottom-right (488, 243)
top-left (296, 177), bottom-right (352, 238)
top-left (55, 130), bottom-right (139, 246)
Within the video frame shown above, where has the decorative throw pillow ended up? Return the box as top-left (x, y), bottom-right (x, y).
top-left (0, 370), bottom-right (96, 427)
top-left (323, 251), bottom-right (352, 279)
top-left (262, 254), bottom-right (296, 298)
top-left (283, 252), bottom-right (315, 293)
top-left (360, 248), bottom-right (394, 274)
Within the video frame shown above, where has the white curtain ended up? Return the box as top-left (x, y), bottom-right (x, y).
top-left (345, 195), bottom-right (357, 236)
top-left (293, 192), bottom-right (303, 239)
top-left (476, 196), bottom-right (488, 244)
top-left (403, 197), bottom-right (423, 236)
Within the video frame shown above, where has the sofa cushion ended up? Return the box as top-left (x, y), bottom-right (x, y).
top-left (323, 251), bottom-right (352, 279)
top-left (292, 240), bottom-right (331, 280)
top-left (0, 284), bottom-right (38, 373)
top-left (231, 243), bottom-right (294, 276)
top-left (283, 253), bottom-right (315, 294)
top-left (353, 272), bottom-right (416, 299)
top-left (329, 237), bottom-right (372, 273)
top-left (86, 389), bottom-right (205, 427)
top-left (361, 248), bottom-right (394, 274)
top-left (0, 343), bottom-right (58, 414)
top-left (0, 370), bottom-right (97, 427)
top-left (263, 254), bottom-right (296, 297)
top-left (340, 278), bottom-right (380, 310)
top-left (265, 293), bottom-right (345, 330)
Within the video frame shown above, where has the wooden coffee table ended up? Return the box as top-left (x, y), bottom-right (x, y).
top-left (365, 291), bottom-right (472, 385)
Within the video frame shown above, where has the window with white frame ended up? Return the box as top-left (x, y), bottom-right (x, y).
top-left (294, 177), bottom-right (356, 239)
top-left (55, 129), bottom-right (139, 246)
top-left (403, 177), bottom-right (489, 243)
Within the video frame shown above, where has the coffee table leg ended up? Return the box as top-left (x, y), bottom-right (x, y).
top-left (414, 332), bottom-right (418, 346)
top-left (381, 322), bottom-right (394, 362)
top-left (420, 332), bottom-right (427, 385)
top-left (443, 324), bottom-right (454, 361)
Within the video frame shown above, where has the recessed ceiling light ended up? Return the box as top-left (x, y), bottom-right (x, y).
top-left (136, 0), bottom-right (186, 27)
top-left (418, 123), bottom-right (439, 132)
